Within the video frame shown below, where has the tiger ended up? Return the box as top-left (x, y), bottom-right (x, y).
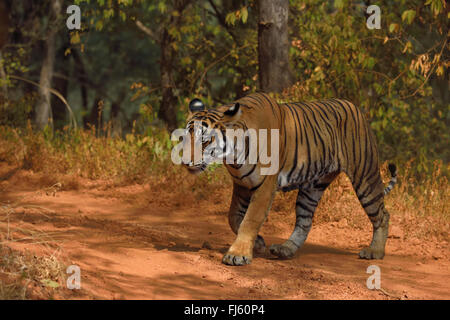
top-left (183, 92), bottom-right (397, 266)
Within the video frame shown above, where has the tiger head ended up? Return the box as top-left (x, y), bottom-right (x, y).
top-left (182, 98), bottom-right (242, 174)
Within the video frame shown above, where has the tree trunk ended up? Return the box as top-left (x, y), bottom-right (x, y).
top-left (158, 27), bottom-right (178, 132)
top-left (0, 1), bottom-right (8, 48)
top-left (88, 96), bottom-right (103, 131)
top-left (0, 51), bottom-right (7, 99)
top-left (0, 0), bottom-right (9, 98)
top-left (52, 47), bottom-right (70, 129)
top-left (52, 73), bottom-right (68, 128)
top-left (136, 1), bottom-right (190, 132)
top-left (71, 49), bottom-right (89, 128)
top-left (110, 89), bottom-right (126, 137)
top-left (258, 0), bottom-right (293, 93)
top-left (35, 0), bottom-right (61, 130)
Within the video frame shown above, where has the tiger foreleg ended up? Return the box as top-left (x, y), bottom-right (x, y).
top-left (223, 176), bottom-right (277, 266)
top-left (228, 183), bottom-right (266, 255)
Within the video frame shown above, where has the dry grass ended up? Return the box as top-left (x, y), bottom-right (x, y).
top-left (0, 122), bottom-right (447, 302)
top-left (0, 246), bottom-right (65, 299)
top-left (0, 125), bottom-right (173, 182)
top-left (1, 124), bottom-right (448, 238)
top-left (0, 183), bottom-right (67, 299)
top-left (270, 161), bottom-right (449, 241)
top-left (385, 161), bottom-right (449, 240)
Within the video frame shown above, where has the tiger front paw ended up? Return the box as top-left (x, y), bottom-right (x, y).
top-left (223, 237), bottom-right (255, 266)
top-left (222, 253), bottom-right (252, 266)
top-left (359, 247), bottom-right (385, 259)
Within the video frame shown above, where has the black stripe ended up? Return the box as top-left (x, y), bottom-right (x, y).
top-left (296, 212), bottom-right (313, 219)
top-left (295, 201), bottom-right (314, 214)
top-left (240, 164), bottom-right (257, 179)
top-left (250, 176), bottom-right (267, 192)
top-left (285, 104), bottom-right (299, 183)
top-left (258, 92), bottom-right (279, 120)
top-left (367, 202), bottom-right (383, 217)
top-left (354, 126), bottom-right (370, 193)
top-left (314, 183), bottom-right (330, 191)
top-left (362, 192), bottom-right (383, 208)
top-left (299, 103), bottom-right (327, 164)
top-left (357, 176), bottom-right (380, 200)
top-left (300, 104), bottom-right (318, 146)
top-left (279, 106), bottom-right (288, 173)
top-left (298, 190), bottom-right (319, 205)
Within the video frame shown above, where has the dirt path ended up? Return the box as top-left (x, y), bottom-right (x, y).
top-left (1, 164), bottom-right (449, 299)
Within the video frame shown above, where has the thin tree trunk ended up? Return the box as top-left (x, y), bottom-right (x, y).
top-left (35, 0), bottom-right (61, 130)
top-left (136, 22), bottom-right (177, 131)
top-left (71, 49), bottom-right (89, 128)
top-left (88, 96), bottom-right (103, 131)
top-left (0, 51), bottom-right (7, 99)
top-left (258, 0), bottom-right (293, 93)
top-left (0, 0), bottom-right (9, 98)
top-left (110, 89), bottom-right (126, 137)
top-left (136, 1), bottom-right (190, 132)
top-left (158, 27), bottom-right (177, 132)
top-left (52, 46), bottom-right (70, 128)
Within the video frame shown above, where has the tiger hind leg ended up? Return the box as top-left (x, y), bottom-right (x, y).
top-left (270, 173), bottom-right (337, 259)
top-left (353, 171), bottom-right (390, 259)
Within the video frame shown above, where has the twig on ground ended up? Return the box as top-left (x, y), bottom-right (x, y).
top-left (377, 287), bottom-right (402, 300)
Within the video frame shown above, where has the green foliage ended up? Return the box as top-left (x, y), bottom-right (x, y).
top-left (0, 93), bottom-right (37, 128)
top-left (72, 0), bottom-right (259, 119)
top-left (287, 0), bottom-right (449, 175)
top-left (401, 10), bottom-right (416, 25)
top-left (1, 0), bottom-right (448, 178)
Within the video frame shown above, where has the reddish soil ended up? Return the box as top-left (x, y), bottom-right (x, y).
top-left (0, 163), bottom-right (449, 300)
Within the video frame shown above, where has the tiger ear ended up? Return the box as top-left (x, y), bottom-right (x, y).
top-left (224, 102), bottom-right (240, 117)
top-left (189, 98), bottom-right (205, 112)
